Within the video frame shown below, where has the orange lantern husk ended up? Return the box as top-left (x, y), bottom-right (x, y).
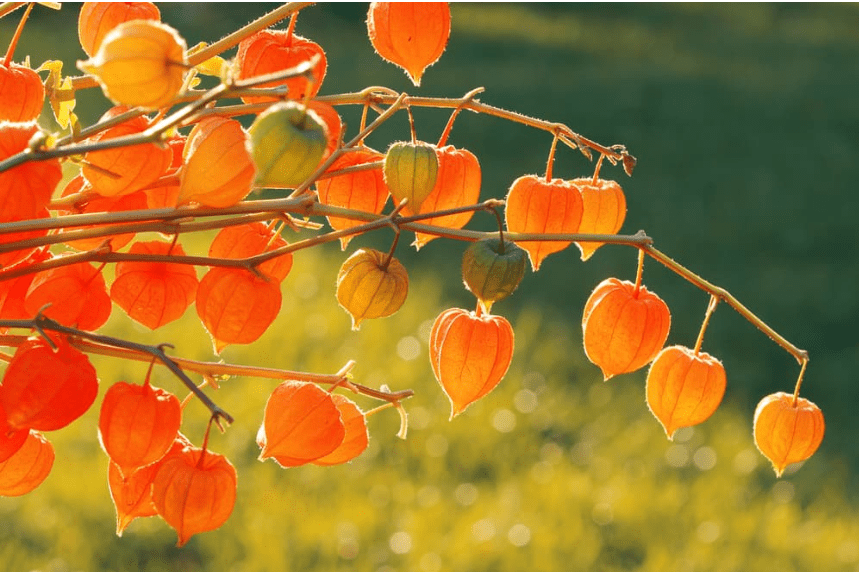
top-left (0, 63), bottom-right (45, 122)
top-left (570, 176), bottom-right (626, 261)
top-left (0, 430), bottom-right (54, 497)
top-left (208, 223), bottom-right (293, 283)
top-left (0, 122), bottom-right (62, 221)
top-left (98, 380), bottom-right (182, 478)
top-left (0, 335), bottom-right (99, 432)
top-left (110, 240), bottom-right (199, 330)
top-left (195, 267), bottom-right (282, 354)
top-left (108, 460), bottom-right (160, 536)
top-left (312, 395), bottom-right (369, 466)
top-left (367, 2), bottom-right (451, 86)
top-left (412, 145), bottom-right (481, 250)
top-left (316, 149), bottom-right (389, 249)
top-left (178, 116), bottom-right (256, 208)
top-left (505, 175), bottom-right (584, 272)
top-left (236, 28), bottom-right (327, 104)
top-left (430, 307), bottom-right (515, 419)
top-left (257, 380), bottom-right (346, 468)
top-left (78, 1), bottom-right (161, 57)
top-left (152, 445), bottom-right (237, 547)
top-left (754, 392), bottom-right (825, 477)
top-left (24, 259), bottom-right (112, 331)
top-left (646, 345), bottom-right (726, 439)
top-left (82, 108), bottom-right (173, 197)
top-left (582, 277), bottom-right (671, 381)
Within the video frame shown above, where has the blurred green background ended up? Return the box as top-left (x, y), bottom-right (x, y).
top-left (2, 3), bottom-right (858, 571)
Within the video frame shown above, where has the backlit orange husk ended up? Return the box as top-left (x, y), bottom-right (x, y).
top-left (430, 307), bottom-right (514, 419)
top-left (570, 176), bottom-right (626, 261)
top-left (505, 175), bottom-right (584, 272)
top-left (0, 430), bottom-right (54, 497)
top-left (367, 2), bottom-right (451, 86)
top-left (754, 392), bottom-right (825, 477)
top-left (78, 1), bottom-right (161, 57)
top-left (582, 277), bottom-right (671, 381)
top-left (646, 345), bottom-right (726, 439)
top-left (257, 380), bottom-right (345, 468)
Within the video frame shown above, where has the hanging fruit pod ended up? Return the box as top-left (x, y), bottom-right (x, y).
top-left (178, 116), bottom-right (256, 208)
top-left (367, 2), bottom-right (451, 86)
top-left (461, 237), bottom-right (527, 313)
top-left (249, 101), bottom-right (329, 189)
top-left (312, 395), bottom-right (369, 466)
top-left (207, 223), bottom-right (293, 284)
top-left (384, 140), bottom-right (439, 213)
top-left (430, 307), bottom-right (514, 419)
top-left (0, 121), bottom-right (63, 221)
top-left (412, 145), bottom-right (481, 250)
top-left (78, 1), bottom-right (162, 57)
top-left (570, 176), bottom-right (626, 261)
top-left (582, 277), bottom-right (671, 381)
top-left (79, 19), bottom-right (188, 110)
top-left (195, 267), bottom-right (282, 354)
top-left (335, 248), bottom-right (409, 330)
top-left (98, 380), bottom-right (182, 478)
top-left (0, 430), bottom-right (54, 497)
top-left (754, 392), bottom-right (824, 477)
top-left (236, 28), bottom-right (327, 104)
top-left (257, 380), bottom-right (346, 468)
top-left (0, 335), bottom-right (99, 432)
top-left (307, 100), bottom-right (342, 161)
top-left (0, 403), bottom-right (28, 463)
top-left (152, 445), bottom-right (237, 547)
top-left (108, 434), bottom-right (190, 536)
top-left (645, 345), bottom-right (726, 439)
top-left (0, 63), bottom-right (45, 122)
top-left (315, 148), bottom-right (389, 250)
top-left (110, 240), bottom-right (199, 330)
top-left (57, 176), bottom-right (148, 252)
top-left (505, 175), bottom-right (584, 272)
top-left (82, 107), bottom-right (173, 198)
top-left (24, 258), bottom-right (112, 331)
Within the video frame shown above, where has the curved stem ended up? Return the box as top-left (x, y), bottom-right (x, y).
top-left (3, 1), bottom-right (32, 66)
top-left (693, 295), bottom-right (719, 355)
top-left (791, 359), bottom-right (809, 404)
top-left (633, 247), bottom-right (645, 296)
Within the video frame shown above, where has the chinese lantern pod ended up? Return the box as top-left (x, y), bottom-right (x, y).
top-left (24, 260), bottom-right (112, 332)
top-left (646, 346), bottom-right (726, 439)
top-left (336, 248), bottom-right (409, 330)
top-left (152, 446), bottom-right (237, 547)
top-left (195, 267), bottom-right (283, 354)
top-left (461, 238), bottom-right (527, 313)
top-left (384, 141), bottom-right (439, 214)
top-left (571, 177), bottom-right (626, 261)
top-left (0, 431), bottom-right (54, 497)
top-left (0, 122), bottom-right (63, 220)
top-left (754, 392), bottom-right (825, 477)
top-left (505, 175), bottom-right (584, 272)
top-left (249, 101), bottom-right (329, 189)
top-left (413, 145), bottom-right (481, 250)
top-left (0, 403), bottom-right (28, 463)
top-left (79, 19), bottom-right (188, 110)
top-left (108, 460), bottom-right (159, 536)
top-left (98, 380), bottom-right (182, 478)
top-left (582, 278), bottom-right (671, 381)
top-left (78, 1), bottom-right (161, 57)
top-left (0, 248), bottom-right (51, 325)
top-left (0, 335), bottom-right (99, 432)
top-left (0, 63), bottom-right (45, 122)
top-left (207, 223), bottom-right (293, 283)
top-left (257, 380), bottom-right (346, 468)
top-left (367, 2), bottom-right (451, 86)
top-left (178, 116), bottom-right (256, 208)
top-left (82, 109), bottom-right (173, 197)
top-left (236, 28), bottom-right (327, 104)
top-left (110, 240), bottom-right (199, 330)
top-left (430, 308), bottom-right (515, 419)
top-left (315, 149), bottom-right (389, 249)
top-left (58, 176), bottom-right (149, 251)
top-left (312, 395), bottom-right (369, 466)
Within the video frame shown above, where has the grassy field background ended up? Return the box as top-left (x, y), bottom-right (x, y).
top-left (1, 3), bottom-right (858, 571)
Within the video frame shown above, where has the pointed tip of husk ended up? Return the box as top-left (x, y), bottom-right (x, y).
top-left (338, 236), bottom-right (352, 251)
